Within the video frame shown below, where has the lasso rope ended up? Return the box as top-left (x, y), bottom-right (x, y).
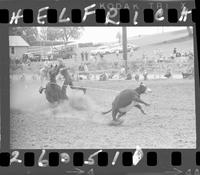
top-left (63, 84), bottom-right (119, 93)
top-left (76, 86), bottom-right (120, 93)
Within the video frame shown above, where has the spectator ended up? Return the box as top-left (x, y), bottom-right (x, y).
top-left (81, 52), bottom-right (84, 61)
top-left (116, 50), bottom-right (119, 58)
top-left (120, 66), bottom-right (126, 78)
top-left (78, 65), bottom-right (81, 71)
top-left (173, 48), bottom-right (177, 55)
top-left (84, 63), bottom-right (88, 72)
top-left (143, 70), bottom-right (148, 81)
top-left (84, 63), bottom-right (89, 79)
top-left (120, 66), bottom-right (125, 74)
top-left (114, 61), bottom-right (118, 68)
top-left (79, 63), bottom-right (84, 71)
top-left (85, 52), bottom-right (88, 61)
top-left (99, 72), bottom-right (107, 81)
top-left (130, 48), bottom-right (134, 57)
top-left (164, 69), bottom-right (172, 78)
top-left (100, 53), bottom-right (104, 60)
top-left (126, 68), bottom-right (132, 80)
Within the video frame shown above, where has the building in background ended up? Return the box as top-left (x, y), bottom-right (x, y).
top-left (9, 36), bottom-right (29, 60)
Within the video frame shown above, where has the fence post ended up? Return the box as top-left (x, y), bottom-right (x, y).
top-left (122, 27), bottom-right (128, 74)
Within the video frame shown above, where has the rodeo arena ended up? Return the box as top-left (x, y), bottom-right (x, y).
top-left (10, 27), bottom-right (196, 149)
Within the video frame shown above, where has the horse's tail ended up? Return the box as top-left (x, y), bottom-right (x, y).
top-left (39, 87), bottom-right (46, 94)
top-left (102, 109), bottom-right (112, 115)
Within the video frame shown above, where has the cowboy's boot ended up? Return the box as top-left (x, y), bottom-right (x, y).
top-left (39, 86), bottom-right (44, 94)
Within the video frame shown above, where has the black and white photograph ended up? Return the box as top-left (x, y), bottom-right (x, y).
top-left (10, 26), bottom-right (196, 149)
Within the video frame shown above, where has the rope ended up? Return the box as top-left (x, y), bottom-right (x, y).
top-left (61, 84), bottom-right (119, 93)
top-left (62, 85), bottom-right (118, 93)
top-left (79, 86), bottom-right (120, 93)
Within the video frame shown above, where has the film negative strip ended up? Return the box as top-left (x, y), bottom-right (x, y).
top-left (0, 0), bottom-right (200, 174)
top-left (0, 1), bottom-right (198, 25)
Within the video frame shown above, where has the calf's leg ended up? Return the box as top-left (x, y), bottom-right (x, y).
top-left (135, 98), bottom-right (150, 106)
top-left (134, 104), bottom-right (146, 115)
top-left (117, 112), bottom-right (126, 119)
top-left (112, 110), bottom-right (118, 121)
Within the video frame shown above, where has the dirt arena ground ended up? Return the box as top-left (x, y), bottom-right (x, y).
top-left (10, 77), bottom-right (196, 149)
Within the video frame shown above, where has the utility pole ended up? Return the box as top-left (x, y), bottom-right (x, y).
top-left (122, 27), bottom-right (128, 74)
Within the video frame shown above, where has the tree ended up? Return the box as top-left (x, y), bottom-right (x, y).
top-left (39, 27), bottom-right (48, 41)
top-left (46, 27), bottom-right (84, 42)
top-left (116, 31), bottom-right (122, 44)
top-left (46, 27), bottom-right (62, 41)
top-left (9, 27), bottom-right (39, 45)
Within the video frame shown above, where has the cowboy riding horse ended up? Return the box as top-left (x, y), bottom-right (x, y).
top-left (39, 63), bottom-right (86, 104)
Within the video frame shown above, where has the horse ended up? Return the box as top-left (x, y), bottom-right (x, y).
top-left (39, 64), bottom-right (68, 104)
top-left (39, 65), bottom-right (86, 104)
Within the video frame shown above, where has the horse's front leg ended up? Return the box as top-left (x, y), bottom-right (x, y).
top-left (61, 85), bottom-right (69, 100)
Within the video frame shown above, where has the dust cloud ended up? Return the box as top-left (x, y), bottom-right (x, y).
top-left (10, 80), bottom-right (109, 124)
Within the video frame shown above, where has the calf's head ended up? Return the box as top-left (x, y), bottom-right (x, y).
top-left (136, 82), bottom-right (152, 94)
